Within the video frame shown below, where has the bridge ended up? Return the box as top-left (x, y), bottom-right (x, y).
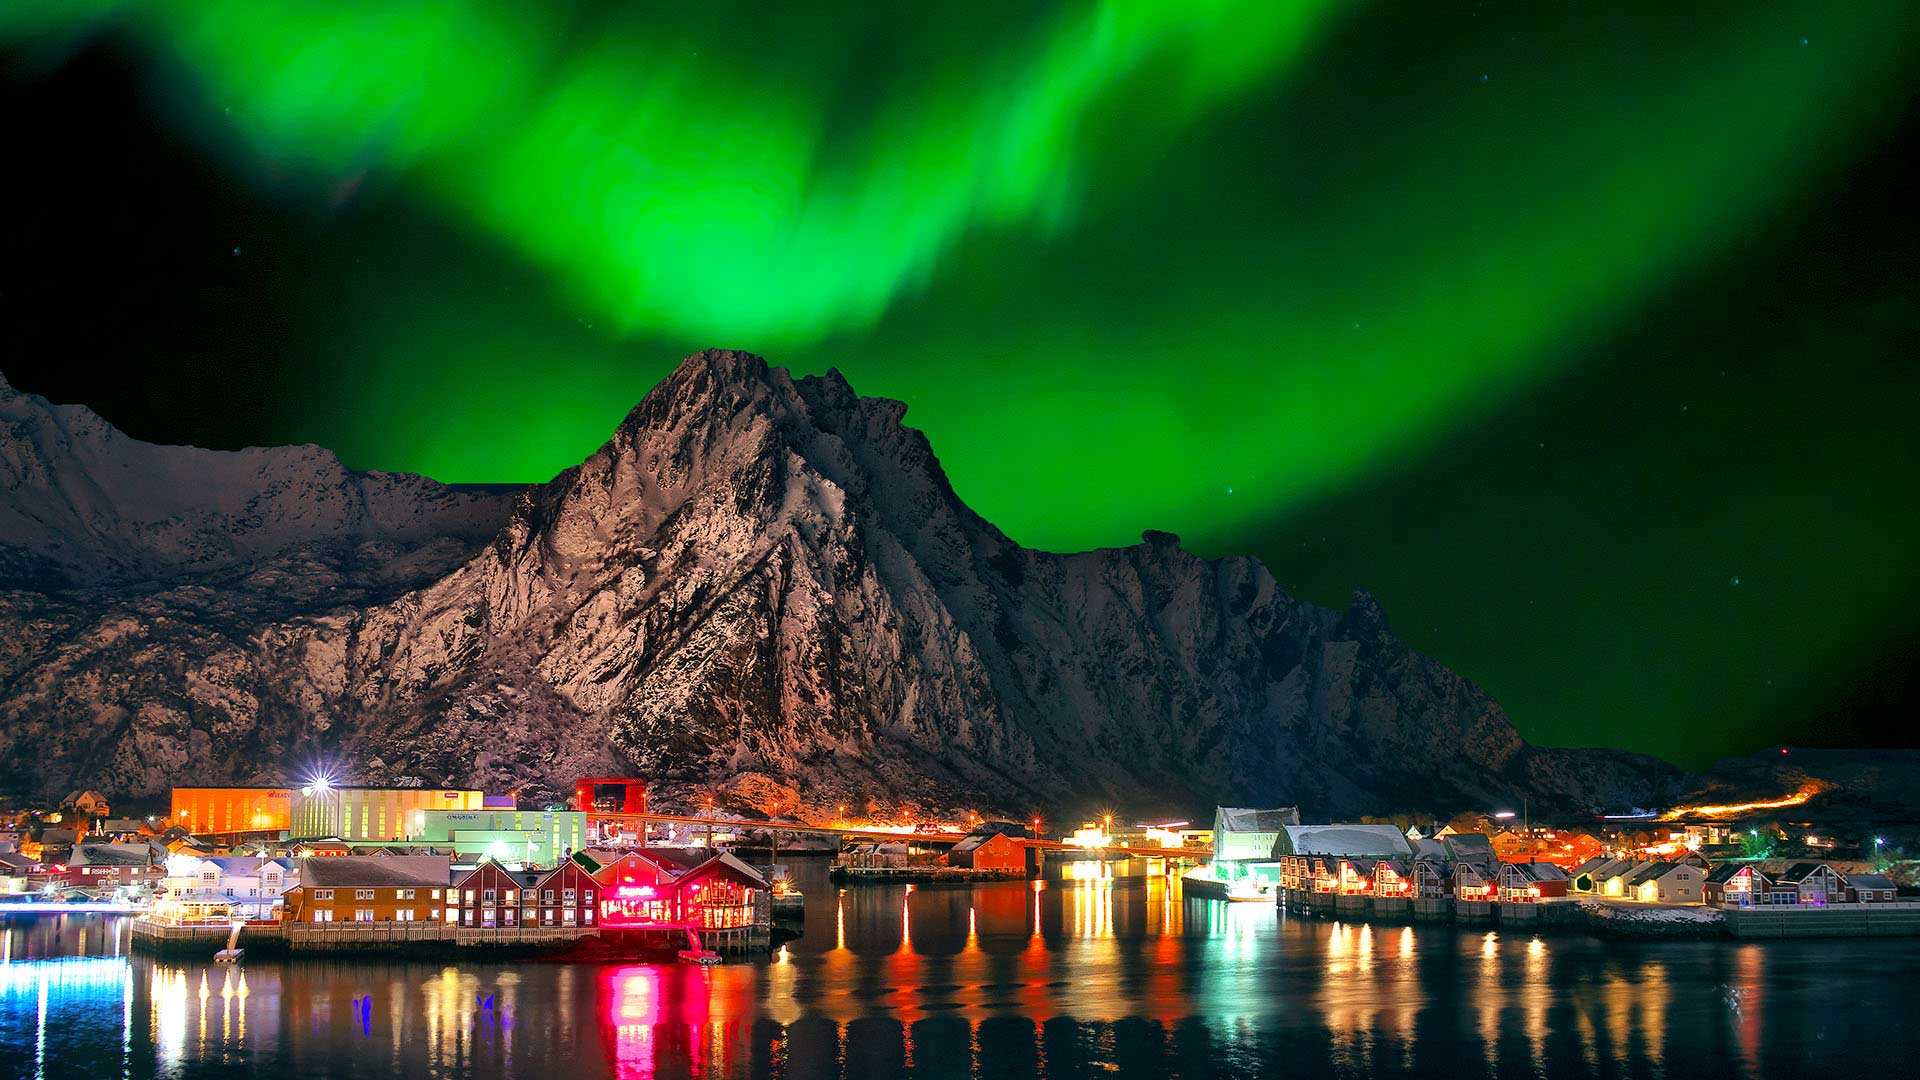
top-left (583, 811), bottom-right (1212, 860)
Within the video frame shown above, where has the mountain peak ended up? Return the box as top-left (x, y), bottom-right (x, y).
top-left (0, 349), bottom-right (1684, 817)
top-left (677, 347), bottom-right (773, 383)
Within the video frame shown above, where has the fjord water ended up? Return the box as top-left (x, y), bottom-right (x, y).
top-left (3, 860), bottom-right (1913, 1079)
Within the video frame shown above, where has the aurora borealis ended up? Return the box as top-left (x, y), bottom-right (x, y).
top-left (3, 2), bottom-right (1918, 766)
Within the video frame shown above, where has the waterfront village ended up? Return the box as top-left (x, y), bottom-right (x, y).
top-left (0, 778), bottom-right (1914, 960)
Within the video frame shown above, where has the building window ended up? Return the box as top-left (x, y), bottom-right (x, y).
top-left (431, 889), bottom-right (441, 900)
top-left (313, 910), bottom-right (333, 923)
top-left (483, 889), bottom-right (496, 902)
top-left (396, 909), bottom-right (415, 922)
top-left (398, 889), bottom-right (416, 900)
top-left (314, 889), bottom-right (334, 900)
top-left (504, 889), bottom-right (516, 903)
top-left (563, 888), bottom-right (576, 901)
top-left (583, 891), bottom-right (594, 904)
top-left (464, 889), bottom-right (475, 902)
top-left (544, 889), bottom-right (555, 901)
top-left (356, 889), bottom-right (375, 900)
top-left (355, 909), bottom-right (375, 922)
top-left (583, 908), bottom-right (593, 924)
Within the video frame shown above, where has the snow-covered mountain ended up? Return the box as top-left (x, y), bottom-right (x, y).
top-left (0, 354), bottom-right (1683, 816)
top-left (0, 369), bottom-right (512, 593)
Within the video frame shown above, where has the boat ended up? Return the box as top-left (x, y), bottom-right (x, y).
top-left (213, 949), bottom-right (243, 964)
top-left (676, 927), bottom-right (722, 965)
top-left (1180, 866), bottom-right (1274, 902)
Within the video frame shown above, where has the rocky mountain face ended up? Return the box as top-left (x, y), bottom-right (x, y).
top-left (0, 355), bottom-right (1687, 817)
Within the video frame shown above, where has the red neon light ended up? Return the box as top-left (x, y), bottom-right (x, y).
top-left (615, 885), bottom-right (655, 899)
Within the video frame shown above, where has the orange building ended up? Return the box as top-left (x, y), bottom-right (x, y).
top-left (1489, 828), bottom-right (1605, 868)
top-left (945, 831), bottom-right (1027, 872)
top-left (171, 787), bottom-right (294, 834)
top-left (281, 856), bottom-right (451, 923)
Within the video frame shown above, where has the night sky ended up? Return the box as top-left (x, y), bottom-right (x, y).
top-left (3, 3), bottom-right (1916, 768)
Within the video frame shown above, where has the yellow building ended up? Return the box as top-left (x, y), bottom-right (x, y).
top-left (290, 787), bottom-right (484, 842)
top-left (170, 787), bottom-right (294, 834)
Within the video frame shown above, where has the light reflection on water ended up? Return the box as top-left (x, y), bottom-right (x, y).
top-left (1, 861), bottom-right (1916, 1079)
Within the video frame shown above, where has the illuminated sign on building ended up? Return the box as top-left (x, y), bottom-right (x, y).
top-left (600, 883), bottom-right (665, 925)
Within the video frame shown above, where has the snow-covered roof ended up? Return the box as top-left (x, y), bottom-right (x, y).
top-left (1569, 856), bottom-right (1611, 878)
top-left (1214, 807), bottom-right (1299, 834)
top-left (1274, 824), bottom-right (1412, 858)
top-left (1440, 833), bottom-right (1496, 864)
top-left (1211, 806), bottom-right (1299, 862)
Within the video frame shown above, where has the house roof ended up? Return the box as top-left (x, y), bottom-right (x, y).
top-left (1440, 833), bottom-right (1497, 864)
top-left (1773, 862), bottom-right (1835, 884)
top-left (1411, 839), bottom-right (1449, 861)
top-left (949, 833), bottom-right (999, 856)
top-left (198, 856), bottom-right (276, 875)
top-left (1569, 856), bottom-right (1612, 878)
top-left (1216, 807), bottom-right (1301, 834)
top-left (70, 843), bottom-right (160, 866)
top-left (296, 856), bottom-right (451, 888)
top-left (1705, 863), bottom-right (1756, 884)
top-left (1590, 859), bottom-right (1638, 881)
top-left (1847, 873), bottom-right (1895, 890)
top-left (1213, 807), bottom-right (1300, 861)
top-left (682, 851), bottom-right (769, 888)
top-left (0, 852), bottom-right (37, 873)
top-left (1523, 862), bottom-right (1569, 881)
top-left (1622, 861), bottom-right (1697, 886)
top-left (1275, 824), bottom-right (1413, 858)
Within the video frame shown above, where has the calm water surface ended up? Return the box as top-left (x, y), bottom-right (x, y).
top-left (2, 859), bottom-right (1914, 1079)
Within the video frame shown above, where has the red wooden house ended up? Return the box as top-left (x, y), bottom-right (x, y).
top-left (1703, 863), bottom-right (1768, 906)
top-left (531, 859), bottom-right (601, 928)
top-left (1372, 858), bottom-right (1413, 897)
top-left (1412, 858), bottom-right (1453, 899)
top-left (1454, 861), bottom-right (1497, 901)
top-left (451, 861), bottom-right (543, 928)
top-left (945, 830), bottom-right (1025, 872)
top-left (588, 849), bottom-right (767, 930)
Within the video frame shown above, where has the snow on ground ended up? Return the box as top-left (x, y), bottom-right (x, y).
top-left (1576, 898), bottom-right (1725, 924)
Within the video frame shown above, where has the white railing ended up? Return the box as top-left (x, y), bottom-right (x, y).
top-left (1716, 900), bottom-right (1920, 911)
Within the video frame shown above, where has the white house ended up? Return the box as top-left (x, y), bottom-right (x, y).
top-left (1622, 860), bottom-right (1705, 904)
top-left (163, 854), bottom-right (298, 919)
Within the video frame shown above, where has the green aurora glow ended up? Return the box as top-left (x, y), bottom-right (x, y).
top-left (4, 2), bottom-right (1917, 765)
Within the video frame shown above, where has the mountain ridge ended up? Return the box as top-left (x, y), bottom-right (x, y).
top-left (0, 352), bottom-right (1687, 817)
